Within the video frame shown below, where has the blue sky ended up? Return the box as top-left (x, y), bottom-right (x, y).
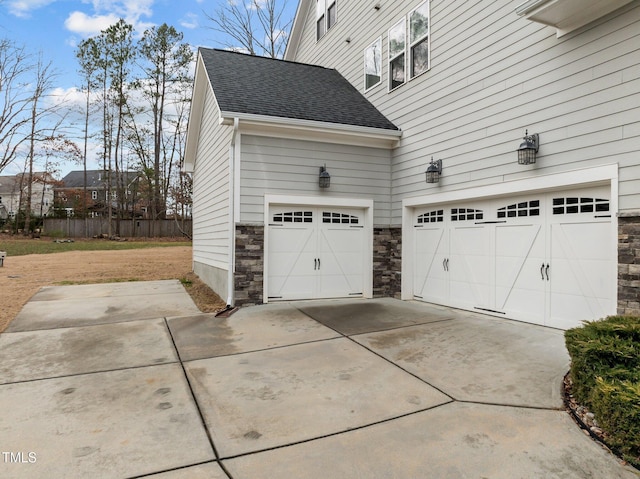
top-left (0, 0), bottom-right (298, 176)
top-left (0, 0), bottom-right (226, 89)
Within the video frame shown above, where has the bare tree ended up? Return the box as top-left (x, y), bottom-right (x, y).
top-left (0, 39), bottom-right (36, 173)
top-left (205, 0), bottom-right (291, 58)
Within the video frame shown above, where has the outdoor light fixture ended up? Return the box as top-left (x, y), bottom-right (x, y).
top-left (517, 130), bottom-right (539, 165)
top-left (319, 165), bottom-right (331, 188)
top-left (425, 158), bottom-right (443, 184)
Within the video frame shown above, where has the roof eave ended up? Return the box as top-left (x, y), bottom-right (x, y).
top-left (220, 111), bottom-right (402, 149)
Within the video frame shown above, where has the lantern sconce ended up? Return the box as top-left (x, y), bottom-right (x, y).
top-left (425, 157), bottom-right (443, 184)
top-left (319, 165), bottom-right (331, 188)
top-left (517, 130), bottom-right (539, 165)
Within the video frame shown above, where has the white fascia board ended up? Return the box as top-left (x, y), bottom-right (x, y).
top-left (284, 0), bottom-right (312, 61)
top-left (220, 111), bottom-right (402, 149)
top-left (184, 52), bottom-right (217, 172)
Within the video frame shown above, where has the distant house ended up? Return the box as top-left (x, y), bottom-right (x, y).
top-left (0, 172), bottom-right (55, 221)
top-left (56, 170), bottom-right (144, 218)
top-left (185, 0), bottom-right (640, 330)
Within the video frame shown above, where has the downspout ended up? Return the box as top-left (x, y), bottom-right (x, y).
top-left (227, 118), bottom-right (240, 307)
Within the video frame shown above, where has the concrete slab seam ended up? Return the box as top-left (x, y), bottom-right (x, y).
top-left (214, 400), bottom-right (456, 462)
top-left (162, 317), bottom-right (233, 478)
top-left (0, 361), bottom-right (181, 387)
top-left (124, 460), bottom-right (225, 479)
top-left (293, 304), bottom-right (456, 401)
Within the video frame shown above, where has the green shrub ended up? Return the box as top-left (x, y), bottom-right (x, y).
top-left (591, 377), bottom-right (640, 463)
top-left (565, 316), bottom-right (640, 465)
top-left (565, 316), bottom-right (640, 406)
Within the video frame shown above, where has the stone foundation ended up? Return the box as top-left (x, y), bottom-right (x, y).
top-left (234, 224), bottom-right (264, 307)
top-left (373, 227), bottom-right (402, 299)
top-left (618, 215), bottom-right (640, 316)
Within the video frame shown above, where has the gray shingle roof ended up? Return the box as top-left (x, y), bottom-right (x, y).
top-left (61, 170), bottom-right (138, 188)
top-left (200, 48), bottom-right (399, 132)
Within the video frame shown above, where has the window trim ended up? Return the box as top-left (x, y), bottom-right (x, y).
top-left (387, 0), bottom-right (431, 93)
top-left (388, 18), bottom-right (406, 91)
top-left (364, 36), bottom-right (382, 92)
top-left (409, 0), bottom-right (430, 79)
top-left (316, 0), bottom-right (337, 41)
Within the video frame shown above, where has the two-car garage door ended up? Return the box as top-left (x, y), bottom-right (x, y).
top-left (267, 206), bottom-right (366, 301)
top-left (413, 186), bottom-right (616, 329)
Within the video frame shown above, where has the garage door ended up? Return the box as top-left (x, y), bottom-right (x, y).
top-left (413, 186), bottom-right (615, 329)
top-left (267, 206), bottom-right (366, 301)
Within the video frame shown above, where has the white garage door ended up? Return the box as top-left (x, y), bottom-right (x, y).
top-left (267, 206), bottom-right (366, 301)
top-left (413, 186), bottom-right (615, 329)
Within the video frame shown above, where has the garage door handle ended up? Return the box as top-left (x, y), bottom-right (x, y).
top-left (545, 263), bottom-right (550, 281)
top-left (314, 258), bottom-right (317, 270)
top-left (541, 263), bottom-right (545, 280)
top-left (445, 258), bottom-right (449, 271)
top-left (443, 258), bottom-right (447, 271)
top-left (318, 258), bottom-right (321, 270)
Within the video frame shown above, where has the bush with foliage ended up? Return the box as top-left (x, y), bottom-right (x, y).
top-left (565, 316), bottom-right (640, 465)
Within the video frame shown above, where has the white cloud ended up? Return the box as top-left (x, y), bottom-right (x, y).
top-left (64, 0), bottom-right (156, 38)
top-left (64, 11), bottom-right (121, 37)
top-left (6, 0), bottom-right (56, 18)
top-left (180, 12), bottom-right (199, 30)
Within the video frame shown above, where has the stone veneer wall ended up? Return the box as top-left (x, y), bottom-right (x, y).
top-left (373, 227), bottom-right (402, 298)
top-left (618, 215), bottom-right (640, 315)
top-left (234, 224), bottom-right (264, 306)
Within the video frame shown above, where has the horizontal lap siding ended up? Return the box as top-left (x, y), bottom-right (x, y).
top-left (239, 135), bottom-right (391, 224)
top-left (192, 86), bottom-right (232, 270)
top-left (292, 0), bottom-right (640, 219)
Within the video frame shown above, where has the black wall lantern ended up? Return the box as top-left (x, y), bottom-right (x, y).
top-left (425, 158), bottom-right (443, 184)
top-left (517, 130), bottom-right (539, 165)
top-left (319, 165), bottom-right (331, 188)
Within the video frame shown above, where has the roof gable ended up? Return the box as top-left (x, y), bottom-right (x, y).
top-left (199, 48), bottom-right (399, 132)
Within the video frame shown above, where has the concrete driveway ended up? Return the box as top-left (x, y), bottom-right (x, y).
top-left (0, 280), bottom-right (637, 478)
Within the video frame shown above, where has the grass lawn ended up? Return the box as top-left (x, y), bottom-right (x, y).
top-left (0, 235), bottom-right (191, 256)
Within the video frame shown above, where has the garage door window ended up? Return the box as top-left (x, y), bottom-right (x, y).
top-left (273, 211), bottom-right (313, 223)
top-left (497, 200), bottom-right (540, 218)
top-left (322, 211), bottom-right (359, 224)
top-left (451, 208), bottom-right (483, 221)
top-left (417, 209), bottom-right (443, 223)
top-left (552, 197), bottom-right (609, 215)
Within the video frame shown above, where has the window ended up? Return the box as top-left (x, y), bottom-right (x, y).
top-left (388, 1), bottom-right (430, 91)
top-left (552, 197), bottom-right (609, 215)
top-left (91, 190), bottom-right (98, 200)
top-left (409, 1), bottom-right (430, 77)
top-left (316, 0), bottom-right (337, 40)
top-left (364, 37), bottom-right (382, 90)
top-left (388, 19), bottom-right (406, 90)
top-left (497, 200), bottom-right (540, 218)
top-left (273, 211), bottom-right (313, 223)
top-left (451, 208), bottom-right (483, 221)
top-left (322, 211), bottom-right (359, 224)
top-left (416, 210), bottom-right (443, 223)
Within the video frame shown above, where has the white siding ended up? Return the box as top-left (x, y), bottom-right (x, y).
top-left (292, 0), bottom-right (640, 221)
top-left (192, 86), bottom-right (233, 270)
top-left (239, 134), bottom-right (391, 224)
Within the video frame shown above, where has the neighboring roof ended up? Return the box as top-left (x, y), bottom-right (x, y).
top-left (61, 170), bottom-right (139, 189)
top-left (199, 48), bottom-right (399, 132)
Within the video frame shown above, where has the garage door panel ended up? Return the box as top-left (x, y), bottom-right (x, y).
top-left (268, 206), bottom-right (367, 301)
top-left (411, 185), bottom-right (615, 329)
top-left (414, 227), bottom-right (448, 302)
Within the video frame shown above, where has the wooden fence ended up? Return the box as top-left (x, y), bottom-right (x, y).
top-left (43, 218), bottom-right (192, 238)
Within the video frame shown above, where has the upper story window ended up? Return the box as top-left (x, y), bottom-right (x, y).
top-left (409, 1), bottom-right (430, 77)
top-left (91, 190), bottom-right (98, 200)
top-left (388, 19), bottom-right (406, 90)
top-left (317, 0), bottom-right (337, 41)
top-left (388, 0), bottom-right (430, 91)
top-left (364, 37), bottom-right (382, 91)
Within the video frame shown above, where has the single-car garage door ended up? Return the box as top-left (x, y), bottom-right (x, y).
top-left (413, 186), bottom-right (615, 329)
top-left (267, 206), bottom-right (367, 301)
